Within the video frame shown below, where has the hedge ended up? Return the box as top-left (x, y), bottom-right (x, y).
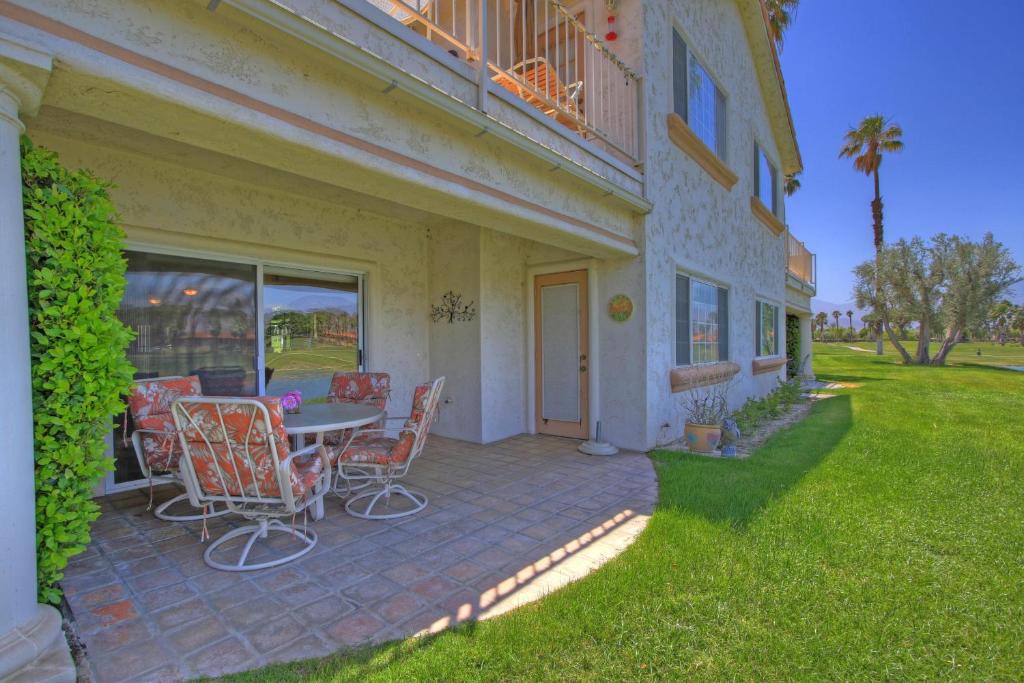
top-left (22, 138), bottom-right (135, 604)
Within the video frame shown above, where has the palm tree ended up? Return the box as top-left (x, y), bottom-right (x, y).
top-left (846, 310), bottom-right (854, 341)
top-left (765, 0), bottom-right (800, 49)
top-left (839, 115), bottom-right (904, 355)
top-left (784, 172), bottom-right (801, 196)
top-left (814, 312), bottom-right (828, 341)
top-left (832, 310), bottom-right (841, 340)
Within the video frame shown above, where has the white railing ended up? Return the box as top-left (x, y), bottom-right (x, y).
top-left (787, 233), bottom-right (815, 286)
top-left (365, 0), bottom-right (642, 162)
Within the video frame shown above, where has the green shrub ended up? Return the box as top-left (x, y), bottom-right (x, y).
top-left (731, 378), bottom-right (804, 435)
top-left (785, 314), bottom-right (801, 377)
top-left (22, 138), bottom-right (135, 604)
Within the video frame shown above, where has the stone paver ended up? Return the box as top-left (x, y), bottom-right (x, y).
top-left (63, 434), bottom-right (656, 681)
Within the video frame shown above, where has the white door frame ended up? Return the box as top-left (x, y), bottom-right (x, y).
top-left (525, 258), bottom-right (600, 439)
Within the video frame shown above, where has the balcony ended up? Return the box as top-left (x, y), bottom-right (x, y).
top-left (366, 0), bottom-right (642, 164)
top-left (787, 233), bottom-right (816, 290)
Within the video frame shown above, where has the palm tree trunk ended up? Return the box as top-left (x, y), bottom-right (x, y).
top-left (871, 168), bottom-right (885, 356)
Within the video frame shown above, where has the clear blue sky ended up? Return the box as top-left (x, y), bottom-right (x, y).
top-left (781, 0), bottom-right (1024, 306)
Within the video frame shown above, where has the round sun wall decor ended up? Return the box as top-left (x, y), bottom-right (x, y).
top-left (608, 294), bottom-right (633, 322)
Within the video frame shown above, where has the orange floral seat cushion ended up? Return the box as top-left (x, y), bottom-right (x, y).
top-left (177, 396), bottom-right (321, 500)
top-left (323, 372), bottom-right (391, 447)
top-left (127, 376), bottom-right (203, 472)
top-left (334, 382), bottom-right (432, 467)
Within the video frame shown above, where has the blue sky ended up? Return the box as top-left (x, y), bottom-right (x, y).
top-left (781, 0), bottom-right (1024, 305)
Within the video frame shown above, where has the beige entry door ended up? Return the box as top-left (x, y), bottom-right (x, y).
top-left (534, 270), bottom-right (589, 439)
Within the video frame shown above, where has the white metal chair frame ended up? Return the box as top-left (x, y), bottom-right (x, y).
top-left (128, 376), bottom-right (230, 523)
top-left (172, 397), bottom-right (331, 571)
top-left (336, 377), bottom-right (445, 520)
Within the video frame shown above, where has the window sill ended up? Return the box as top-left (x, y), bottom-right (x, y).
top-left (752, 357), bottom-right (787, 375)
top-left (666, 113), bottom-right (738, 191)
top-left (750, 196), bottom-right (786, 236)
top-left (670, 361), bottom-right (741, 393)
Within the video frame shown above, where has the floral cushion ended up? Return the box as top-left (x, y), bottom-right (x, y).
top-left (127, 376), bottom-right (202, 471)
top-left (335, 382), bottom-right (434, 467)
top-left (323, 372), bottom-right (390, 446)
top-left (177, 397), bottom-right (320, 500)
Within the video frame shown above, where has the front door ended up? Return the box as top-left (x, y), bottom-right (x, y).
top-left (534, 270), bottom-right (589, 439)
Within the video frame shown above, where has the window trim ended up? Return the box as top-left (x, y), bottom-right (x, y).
top-left (675, 271), bottom-right (731, 366)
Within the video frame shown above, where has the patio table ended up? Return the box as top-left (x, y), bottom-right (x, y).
top-left (284, 402), bottom-right (385, 520)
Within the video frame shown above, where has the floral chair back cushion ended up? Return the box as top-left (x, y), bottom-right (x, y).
top-left (323, 372), bottom-right (390, 445)
top-left (176, 397), bottom-right (319, 500)
top-left (127, 376), bottom-right (202, 471)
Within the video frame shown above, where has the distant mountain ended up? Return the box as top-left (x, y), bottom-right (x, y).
top-left (811, 299), bottom-right (869, 328)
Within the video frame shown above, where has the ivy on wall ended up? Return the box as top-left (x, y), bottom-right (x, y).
top-left (22, 138), bottom-right (135, 604)
top-left (786, 313), bottom-right (801, 377)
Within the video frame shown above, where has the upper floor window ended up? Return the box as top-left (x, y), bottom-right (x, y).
top-left (672, 30), bottom-right (727, 159)
top-left (676, 274), bottom-right (729, 365)
top-left (755, 145), bottom-right (779, 214)
top-left (756, 300), bottom-right (780, 357)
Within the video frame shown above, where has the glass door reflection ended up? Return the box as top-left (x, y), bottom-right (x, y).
top-left (111, 251), bottom-right (258, 489)
top-left (263, 269), bottom-right (361, 403)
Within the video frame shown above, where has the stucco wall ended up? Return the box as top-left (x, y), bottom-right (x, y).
top-left (27, 127), bottom-right (432, 420)
top-left (639, 0), bottom-right (791, 448)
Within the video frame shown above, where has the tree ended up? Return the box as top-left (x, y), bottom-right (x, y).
top-left (839, 115), bottom-right (904, 355)
top-left (930, 233), bottom-right (1021, 365)
top-left (989, 300), bottom-right (1014, 344)
top-left (832, 310), bottom-right (841, 338)
top-left (784, 172), bottom-right (801, 196)
top-left (853, 233), bottom-right (1020, 365)
top-left (814, 312), bottom-right (828, 341)
top-left (764, 0), bottom-right (800, 49)
top-left (846, 310), bottom-right (854, 340)
top-left (1012, 305), bottom-right (1024, 346)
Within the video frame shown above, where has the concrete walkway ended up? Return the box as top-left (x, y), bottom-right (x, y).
top-left (62, 435), bottom-right (656, 681)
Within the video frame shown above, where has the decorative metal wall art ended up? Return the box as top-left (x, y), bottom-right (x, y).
top-left (431, 290), bottom-right (477, 323)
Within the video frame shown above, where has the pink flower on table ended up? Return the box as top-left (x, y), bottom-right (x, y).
top-left (280, 390), bottom-right (302, 412)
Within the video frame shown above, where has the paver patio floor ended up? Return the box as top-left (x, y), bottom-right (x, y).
top-left (62, 434), bottom-right (656, 682)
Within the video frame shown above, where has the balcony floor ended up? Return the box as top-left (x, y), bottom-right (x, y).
top-left (62, 435), bottom-right (656, 682)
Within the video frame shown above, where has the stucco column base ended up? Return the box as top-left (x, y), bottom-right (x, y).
top-left (0, 604), bottom-right (74, 683)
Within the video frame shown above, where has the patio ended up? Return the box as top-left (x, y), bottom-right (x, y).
top-left (62, 434), bottom-right (656, 682)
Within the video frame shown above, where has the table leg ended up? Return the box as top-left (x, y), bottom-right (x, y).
top-left (312, 430), bottom-right (326, 521)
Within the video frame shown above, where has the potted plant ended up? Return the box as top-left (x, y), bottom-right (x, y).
top-left (683, 383), bottom-right (730, 453)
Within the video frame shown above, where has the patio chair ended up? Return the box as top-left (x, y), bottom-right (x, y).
top-left (126, 376), bottom-right (230, 522)
top-left (172, 396), bottom-right (331, 571)
top-left (323, 371), bottom-right (392, 495)
top-left (331, 377), bottom-right (444, 520)
top-left (492, 57), bottom-right (584, 130)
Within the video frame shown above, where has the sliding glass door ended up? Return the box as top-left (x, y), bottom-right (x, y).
top-left (263, 269), bottom-right (362, 400)
top-left (108, 250), bottom-right (363, 492)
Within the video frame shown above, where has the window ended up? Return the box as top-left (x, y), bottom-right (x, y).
top-left (676, 274), bottom-right (729, 365)
top-left (757, 301), bottom-right (780, 357)
top-left (672, 30), bottom-right (727, 158)
top-left (755, 145), bottom-right (778, 214)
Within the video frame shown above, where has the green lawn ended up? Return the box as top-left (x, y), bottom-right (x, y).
top-left (265, 340), bottom-right (357, 373)
top-left (227, 344), bottom-right (1024, 681)
top-left (842, 339), bottom-right (1024, 368)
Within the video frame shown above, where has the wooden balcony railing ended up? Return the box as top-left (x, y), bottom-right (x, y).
top-left (787, 233), bottom-right (816, 287)
top-left (366, 0), bottom-right (642, 163)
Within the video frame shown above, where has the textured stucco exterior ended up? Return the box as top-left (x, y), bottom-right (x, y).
top-left (5, 0), bottom-right (813, 457)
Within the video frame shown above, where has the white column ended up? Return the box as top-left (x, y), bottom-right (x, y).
top-left (0, 34), bottom-right (72, 682)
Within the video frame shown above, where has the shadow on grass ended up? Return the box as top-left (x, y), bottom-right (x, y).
top-left (651, 394), bottom-right (852, 529)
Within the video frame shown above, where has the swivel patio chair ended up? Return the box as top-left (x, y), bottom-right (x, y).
top-left (332, 377), bottom-right (444, 520)
top-left (172, 396), bottom-right (331, 571)
top-left (126, 376), bottom-right (230, 522)
top-left (323, 371), bottom-right (391, 495)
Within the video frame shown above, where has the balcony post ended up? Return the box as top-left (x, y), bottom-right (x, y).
top-left (477, 0), bottom-right (489, 112)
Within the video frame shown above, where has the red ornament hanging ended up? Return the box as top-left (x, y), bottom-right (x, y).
top-left (605, 15), bottom-right (618, 42)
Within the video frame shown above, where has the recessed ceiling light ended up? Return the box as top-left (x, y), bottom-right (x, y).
top-left (183, 288), bottom-right (198, 297)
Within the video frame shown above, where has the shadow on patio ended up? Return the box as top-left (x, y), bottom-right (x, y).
top-left (62, 434), bottom-right (656, 682)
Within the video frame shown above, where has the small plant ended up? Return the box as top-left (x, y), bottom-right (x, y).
top-left (683, 382), bottom-right (730, 426)
top-left (731, 378), bottom-right (804, 434)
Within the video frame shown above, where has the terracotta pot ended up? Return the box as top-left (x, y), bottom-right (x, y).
top-left (684, 422), bottom-right (722, 453)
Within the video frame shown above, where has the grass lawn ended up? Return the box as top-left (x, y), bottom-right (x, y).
top-left (265, 341), bottom-right (357, 373)
top-left (227, 344), bottom-right (1024, 681)
top-left (842, 339), bottom-right (1024, 368)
